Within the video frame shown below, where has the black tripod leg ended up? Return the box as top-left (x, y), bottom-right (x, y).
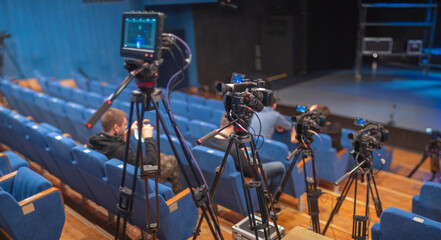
top-left (156, 99), bottom-right (223, 240)
top-left (322, 173), bottom-right (356, 235)
top-left (273, 147), bottom-right (302, 203)
top-left (193, 138), bottom-right (235, 240)
top-left (369, 173), bottom-right (383, 217)
top-left (307, 150), bottom-right (321, 234)
top-left (408, 150), bottom-right (429, 178)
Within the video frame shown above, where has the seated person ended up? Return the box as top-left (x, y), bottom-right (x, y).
top-left (204, 114), bottom-right (286, 195)
top-left (87, 108), bottom-right (182, 194)
top-left (249, 97), bottom-right (292, 139)
top-left (291, 104), bottom-right (343, 151)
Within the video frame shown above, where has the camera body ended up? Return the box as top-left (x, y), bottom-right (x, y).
top-left (217, 73), bottom-right (274, 127)
top-left (292, 105), bottom-right (326, 143)
top-left (348, 118), bottom-right (389, 155)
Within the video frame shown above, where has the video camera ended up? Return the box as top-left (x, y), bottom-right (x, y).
top-left (425, 128), bottom-right (441, 141)
top-left (216, 73), bottom-right (273, 125)
top-left (348, 118), bottom-right (389, 154)
top-left (292, 105), bottom-right (326, 143)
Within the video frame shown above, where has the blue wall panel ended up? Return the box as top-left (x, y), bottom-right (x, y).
top-left (0, 0), bottom-right (198, 87)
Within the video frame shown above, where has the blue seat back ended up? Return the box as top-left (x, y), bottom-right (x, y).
top-left (412, 182), bottom-right (441, 222)
top-left (170, 99), bottom-right (189, 118)
top-left (187, 94), bottom-right (206, 105)
top-left (188, 103), bottom-right (212, 121)
top-left (188, 120), bottom-right (217, 145)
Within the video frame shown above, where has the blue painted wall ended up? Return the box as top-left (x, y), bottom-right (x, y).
top-left (0, 0), bottom-right (200, 87)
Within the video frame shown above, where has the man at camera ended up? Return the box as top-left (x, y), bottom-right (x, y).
top-left (291, 104), bottom-right (343, 151)
top-left (249, 97), bottom-right (292, 139)
top-left (87, 108), bottom-right (182, 194)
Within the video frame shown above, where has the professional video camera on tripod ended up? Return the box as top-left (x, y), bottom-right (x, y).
top-left (323, 118), bottom-right (389, 240)
top-left (85, 11), bottom-right (223, 240)
top-left (197, 73), bottom-right (285, 240)
top-left (408, 128), bottom-right (441, 181)
top-left (272, 105), bottom-right (326, 234)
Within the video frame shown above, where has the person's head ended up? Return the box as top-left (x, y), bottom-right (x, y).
top-left (316, 105), bottom-right (331, 118)
top-left (101, 108), bottom-right (127, 136)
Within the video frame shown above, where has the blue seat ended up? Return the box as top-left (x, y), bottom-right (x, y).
top-left (84, 108), bottom-right (102, 135)
top-left (0, 151), bottom-right (29, 175)
top-left (72, 70), bottom-right (89, 90)
top-left (162, 114), bottom-right (190, 137)
top-left (159, 134), bottom-right (192, 187)
top-left (21, 88), bottom-right (40, 120)
top-left (412, 182), bottom-right (441, 222)
top-left (86, 92), bottom-right (104, 109)
top-left (188, 120), bottom-right (217, 145)
top-left (255, 137), bottom-right (308, 198)
top-left (47, 80), bottom-right (61, 98)
top-left (312, 133), bottom-right (349, 185)
top-left (206, 98), bottom-right (224, 110)
top-left (191, 145), bottom-right (259, 216)
top-left (24, 122), bottom-right (64, 178)
top-left (372, 207), bottom-right (441, 240)
top-left (187, 94), bottom-right (206, 105)
top-left (0, 167), bottom-right (65, 240)
top-left (188, 103), bottom-right (212, 122)
top-left (9, 84), bottom-right (27, 114)
top-left (58, 84), bottom-right (73, 102)
top-left (104, 158), bottom-right (198, 240)
top-left (73, 145), bottom-right (118, 214)
top-left (65, 102), bottom-right (90, 143)
top-left (72, 88), bottom-right (90, 107)
top-left (34, 93), bottom-right (58, 127)
top-left (45, 133), bottom-right (96, 202)
top-left (169, 99), bottom-right (189, 118)
top-left (33, 69), bottom-right (51, 93)
top-left (210, 109), bottom-right (224, 126)
top-left (88, 81), bottom-right (104, 96)
top-left (45, 97), bottom-right (71, 131)
top-left (170, 91), bottom-right (187, 102)
top-left (341, 128), bottom-right (393, 171)
top-left (7, 113), bottom-right (33, 158)
top-left (102, 83), bottom-right (116, 96)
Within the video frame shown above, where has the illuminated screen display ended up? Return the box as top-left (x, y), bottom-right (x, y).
top-left (122, 17), bottom-right (157, 52)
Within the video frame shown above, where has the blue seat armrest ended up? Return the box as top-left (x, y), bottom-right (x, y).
top-left (412, 195), bottom-right (420, 213)
top-left (371, 222), bottom-right (380, 240)
top-left (0, 171), bottom-right (17, 192)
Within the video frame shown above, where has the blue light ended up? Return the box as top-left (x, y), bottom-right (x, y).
top-left (296, 105), bottom-right (306, 113)
top-left (354, 118), bottom-right (366, 127)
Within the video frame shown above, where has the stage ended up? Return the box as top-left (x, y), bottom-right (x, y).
top-left (273, 67), bottom-right (441, 151)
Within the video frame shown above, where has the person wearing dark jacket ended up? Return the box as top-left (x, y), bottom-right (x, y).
top-left (87, 108), bottom-right (181, 194)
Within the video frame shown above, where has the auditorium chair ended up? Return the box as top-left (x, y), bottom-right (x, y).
top-left (169, 99), bottom-right (189, 118)
top-left (34, 92), bottom-right (58, 126)
top-left (372, 207), bottom-right (441, 240)
top-left (72, 145), bottom-right (118, 214)
top-left (162, 114), bottom-right (190, 138)
top-left (187, 120), bottom-right (217, 145)
top-left (341, 128), bottom-right (394, 171)
top-left (312, 133), bottom-right (349, 187)
top-left (254, 137), bottom-right (310, 202)
top-left (210, 108), bottom-right (224, 126)
top-left (47, 80), bottom-right (62, 99)
top-left (170, 91), bottom-right (187, 102)
top-left (187, 94), bottom-right (206, 105)
top-left (46, 133), bottom-right (97, 202)
top-left (33, 69), bottom-right (51, 93)
top-left (188, 103), bottom-right (212, 122)
top-left (24, 122), bottom-right (64, 178)
top-left (102, 83), bottom-right (116, 96)
top-left (86, 91), bottom-right (104, 109)
top-left (412, 182), bottom-right (441, 222)
top-left (191, 145), bottom-right (259, 216)
top-left (6, 112), bottom-right (34, 158)
top-left (104, 158), bottom-right (198, 240)
top-left (45, 97), bottom-right (76, 135)
top-left (0, 167), bottom-right (65, 240)
top-left (64, 102), bottom-right (90, 143)
top-left (88, 80), bottom-right (105, 96)
top-left (0, 151), bottom-right (29, 175)
top-left (71, 70), bottom-right (89, 90)
top-left (205, 98), bottom-right (224, 111)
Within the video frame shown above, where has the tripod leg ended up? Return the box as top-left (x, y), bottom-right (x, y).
top-left (352, 173), bottom-right (370, 240)
top-left (408, 150), bottom-right (429, 178)
top-left (273, 147), bottom-right (302, 203)
top-left (369, 173), bottom-right (383, 217)
top-left (323, 173), bottom-right (355, 235)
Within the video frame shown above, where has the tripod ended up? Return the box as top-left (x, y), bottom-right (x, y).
top-left (322, 153), bottom-right (383, 240)
top-left (86, 59), bottom-right (223, 240)
top-left (195, 122), bottom-right (282, 240)
top-left (408, 138), bottom-right (441, 181)
top-left (273, 142), bottom-right (322, 234)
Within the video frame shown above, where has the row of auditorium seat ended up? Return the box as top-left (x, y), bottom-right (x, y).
top-left (0, 151), bottom-right (65, 240)
top-left (1, 78), bottom-right (312, 211)
top-left (373, 182), bottom-right (441, 240)
top-left (0, 106), bottom-right (198, 239)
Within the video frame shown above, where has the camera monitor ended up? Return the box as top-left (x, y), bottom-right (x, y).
top-left (120, 12), bottom-right (164, 61)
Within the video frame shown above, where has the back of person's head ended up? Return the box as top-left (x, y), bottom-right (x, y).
top-left (316, 105), bottom-right (331, 117)
top-left (101, 108), bottom-right (127, 133)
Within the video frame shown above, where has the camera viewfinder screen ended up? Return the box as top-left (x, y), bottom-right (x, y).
top-left (355, 118), bottom-right (366, 127)
top-left (122, 16), bottom-right (157, 52)
top-left (296, 105), bottom-right (306, 113)
top-left (232, 73), bottom-right (245, 83)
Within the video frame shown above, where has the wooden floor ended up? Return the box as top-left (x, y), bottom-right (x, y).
top-left (6, 144), bottom-right (432, 240)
